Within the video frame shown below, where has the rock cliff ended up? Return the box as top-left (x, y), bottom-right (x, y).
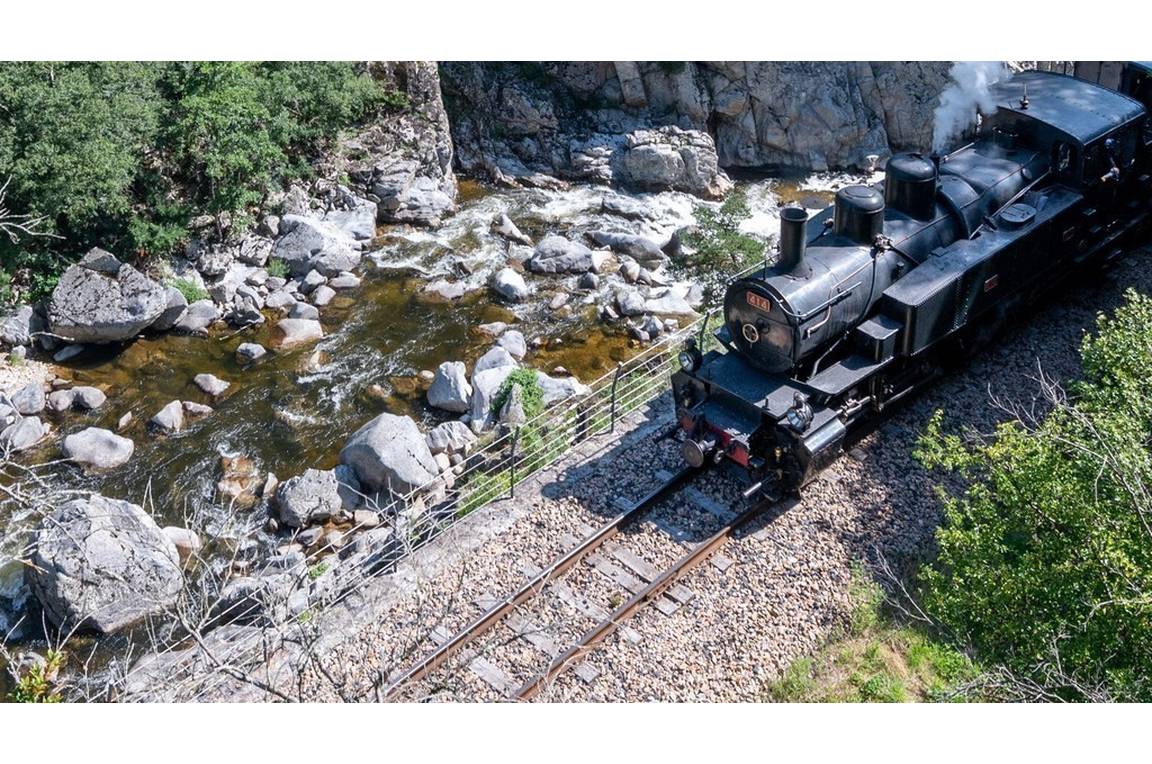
top-left (440, 61), bottom-right (958, 183)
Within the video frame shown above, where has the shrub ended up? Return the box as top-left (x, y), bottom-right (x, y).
top-left (266, 258), bottom-right (290, 279)
top-left (166, 276), bottom-right (209, 303)
top-left (8, 649), bottom-right (64, 703)
top-left (917, 289), bottom-right (1152, 701)
top-left (491, 367), bottom-right (545, 420)
top-left (678, 188), bottom-right (766, 302)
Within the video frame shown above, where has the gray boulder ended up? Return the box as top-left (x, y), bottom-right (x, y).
top-left (588, 230), bottom-right (667, 267)
top-left (339, 413), bottom-right (440, 494)
top-left (469, 365), bottom-right (516, 432)
top-left (322, 197), bottom-right (378, 241)
top-left (645, 289), bottom-right (697, 315)
top-left (491, 267), bottom-right (530, 302)
top-left (1, 305), bottom-right (34, 346)
top-left (271, 318), bottom-right (323, 350)
top-left (617, 127), bottom-right (731, 199)
top-left (72, 386), bottom-right (107, 411)
top-left (276, 468), bottom-right (343, 528)
top-left (11, 383), bottom-right (45, 415)
top-left (62, 427), bottom-right (135, 469)
top-left (48, 249), bottom-right (168, 344)
top-left (427, 361), bottom-right (472, 414)
top-left (615, 288), bottom-right (647, 317)
top-left (264, 290), bottom-right (297, 313)
top-left (149, 401), bottom-right (185, 434)
top-left (499, 384), bottom-right (527, 426)
top-left (425, 420), bottom-right (477, 456)
top-left (173, 300), bottom-right (220, 335)
top-left (46, 389), bottom-right (76, 413)
top-left (288, 302), bottom-right (320, 321)
top-left (193, 373), bottom-right (231, 397)
top-left (372, 160), bottom-right (456, 226)
top-left (0, 416), bottom-right (46, 452)
top-left (329, 272), bottom-right (362, 290)
top-left (474, 346), bottom-right (517, 374)
top-left (535, 371), bottom-right (592, 405)
top-left (25, 494), bottom-right (182, 634)
top-left (150, 286), bottom-right (189, 332)
top-left (236, 343), bottom-right (266, 363)
top-left (273, 215), bottom-right (361, 276)
top-left (527, 234), bottom-right (602, 274)
top-left (496, 329), bottom-right (527, 360)
top-left (311, 284), bottom-right (336, 307)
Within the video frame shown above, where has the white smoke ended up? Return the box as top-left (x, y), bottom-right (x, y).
top-left (931, 61), bottom-right (1011, 151)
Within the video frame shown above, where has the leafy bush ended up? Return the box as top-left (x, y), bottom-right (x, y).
top-left (0, 62), bottom-right (405, 308)
top-left (917, 289), bottom-right (1152, 701)
top-left (166, 276), bottom-right (209, 303)
top-left (491, 367), bottom-right (545, 420)
top-left (678, 188), bottom-right (766, 302)
top-left (266, 258), bottom-right (290, 279)
top-left (8, 649), bottom-right (64, 703)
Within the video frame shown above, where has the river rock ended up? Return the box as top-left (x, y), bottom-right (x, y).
top-left (289, 302), bottom-right (320, 321)
top-left (588, 230), bottom-right (667, 266)
top-left (427, 361), bottom-right (472, 414)
top-left (264, 290), bottom-right (297, 312)
top-left (499, 383), bottom-right (528, 426)
top-left (62, 427), bottom-right (134, 469)
top-left (311, 284), bottom-right (337, 307)
top-left (236, 343), bottom-right (267, 363)
top-left (475, 321), bottom-right (508, 339)
top-left (67, 382), bottom-right (106, 412)
top-left (474, 346), bottom-right (517, 374)
top-left (173, 300), bottom-right (220, 335)
top-left (182, 401), bottom-right (214, 417)
top-left (150, 287), bottom-right (189, 332)
top-left (578, 272), bottom-right (600, 290)
top-left (425, 420), bottom-right (477, 456)
top-left (273, 215), bottom-right (361, 276)
top-left (491, 267), bottom-right (529, 303)
top-left (329, 272), bottom-right (362, 289)
top-left (46, 389), bottom-right (76, 413)
top-left (496, 329), bottom-right (527, 360)
top-left (645, 289), bottom-right (697, 315)
top-left (527, 234), bottom-right (601, 274)
top-left (301, 269), bottom-right (327, 294)
top-left (469, 365), bottom-right (516, 432)
top-left (193, 373), bottom-right (231, 397)
top-left (615, 288), bottom-right (646, 317)
top-left (217, 454), bottom-right (262, 510)
top-left (322, 196), bottom-right (378, 241)
top-left (339, 413), bottom-right (440, 494)
top-left (26, 494), bottom-right (183, 634)
top-left (149, 400), bottom-right (185, 434)
top-left (491, 213), bottom-right (533, 246)
top-left (1, 305), bottom-right (34, 346)
top-left (271, 318), bottom-right (324, 350)
top-left (0, 416), bottom-right (46, 452)
top-left (372, 160), bottom-right (456, 227)
top-left (617, 126), bottom-right (732, 199)
top-left (276, 468), bottom-right (343, 528)
top-left (48, 249), bottom-right (168, 344)
top-left (10, 382), bottom-right (45, 415)
top-left (535, 371), bottom-right (592, 405)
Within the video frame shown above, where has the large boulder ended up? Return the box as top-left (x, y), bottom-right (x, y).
top-left (339, 413), bottom-right (440, 494)
top-left (0, 416), bottom-right (46, 452)
top-left (62, 427), bottom-right (135, 470)
top-left (0, 305), bottom-right (34, 346)
top-left (371, 159), bottom-right (456, 227)
top-left (425, 420), bottom-right (477, 456)
top-left (173, 300), bottom-right (220, 335)
top-left (276, 468), bottom-right (343, 528)
top-left (150, 287), bottom-right (189, 332)
top-left (273, 215), bottom-right (361, 276)
top-left (469, 365), bottom-right (516, 432)
top-left (588, 230), bottom-right (667, 267)
top-left (427, 361), bottom-right (472, 414)
top-left (535, 371), bottom-right (592, 405)
top-left (526, 235), bottom-right (604, 275)
top-left (10, 382), bottom-right (45, 415)
top-left (616, 127), bottom-right (731, 199)
top-left (25, 494), bottom-right (183, 634)
top-left (149, 401), bottom-right (185, 434)
top-left (48, 249), bottom-right (168, 344)
top-left (323, 196), bottom-right (378, 241)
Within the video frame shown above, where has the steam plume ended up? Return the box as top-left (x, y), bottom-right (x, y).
top-left (931, 61), bottom-right (1010, 151)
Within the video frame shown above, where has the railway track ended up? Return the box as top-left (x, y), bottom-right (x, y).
top-left (384, 465), bottom-right (777, 701)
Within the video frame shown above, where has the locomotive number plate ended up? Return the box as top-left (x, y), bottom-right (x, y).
top-left (746, 291), bottom-right (773, 314)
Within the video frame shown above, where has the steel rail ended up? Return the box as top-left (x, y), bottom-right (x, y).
top-left (382, 465), bottom-right (698, 700)
top-left (514, 496), bottom-right (771, 701)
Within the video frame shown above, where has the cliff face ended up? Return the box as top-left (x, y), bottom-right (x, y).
top-left (440, 61), bottom-right (956, 184)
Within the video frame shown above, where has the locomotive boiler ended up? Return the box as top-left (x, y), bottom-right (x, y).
top-left (672, 65), bottom-right (1152, 493)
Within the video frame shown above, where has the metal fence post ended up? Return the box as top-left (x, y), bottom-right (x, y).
top-left (509, 426), bottom-right (519, 499)
top-left (609, 363), bottom-right (623, 434)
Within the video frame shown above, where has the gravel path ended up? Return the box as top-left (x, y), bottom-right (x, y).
top-left (263, 245), bottom-right (1152, 702)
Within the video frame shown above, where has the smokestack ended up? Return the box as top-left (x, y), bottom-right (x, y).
top-left (777, 206), bottom-right (810, 275)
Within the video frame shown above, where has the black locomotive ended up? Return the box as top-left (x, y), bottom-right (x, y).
top-left (672, 64), bottom-right (1152, 494)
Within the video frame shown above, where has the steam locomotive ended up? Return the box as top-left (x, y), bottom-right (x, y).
top-left (672, 63), bottom-right (1152, 494)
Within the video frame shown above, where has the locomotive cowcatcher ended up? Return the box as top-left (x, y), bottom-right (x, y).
top-left (672, 64), bottom-right (1152, 494)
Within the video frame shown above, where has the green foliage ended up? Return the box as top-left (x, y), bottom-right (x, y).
top-left (0, 62), bottom-right (404, 308)
top-left (918, 289), bottom-right (1152, 701)
top-left (491, 367), bottom-right (545, 420)
top-left (8, 650), bottom-right (64, 703)
top-left (166, 276), bottom-right (209, 303)
top-left (678, 188), bottom-right (765, 302)
top-left (307, 561), bottom-right (330, 581)
top-left (457, 470), bottom-right (512, 517)
top-left (266, 258), bottom-right (290, 279)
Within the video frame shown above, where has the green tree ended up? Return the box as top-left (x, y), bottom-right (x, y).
top-left (917, 289), bottom-right (1152, 700)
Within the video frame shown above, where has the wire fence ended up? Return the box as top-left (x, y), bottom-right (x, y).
top-left (111, 312), bottom-right (723, 701)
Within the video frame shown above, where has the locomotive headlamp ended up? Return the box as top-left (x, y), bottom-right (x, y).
top-left (678, 339), bottom-right (702, 373)
top-left (784, 392), bottom-right (814, 434)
